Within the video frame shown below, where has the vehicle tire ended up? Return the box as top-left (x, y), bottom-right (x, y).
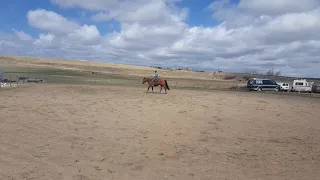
top-left (275, 87), bottom-right (279, 92)
top-left (258, 87), bottom-right (262, 91)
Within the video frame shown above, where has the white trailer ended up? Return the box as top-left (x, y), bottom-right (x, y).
top-left (292, 79), bottom-right (314, 93)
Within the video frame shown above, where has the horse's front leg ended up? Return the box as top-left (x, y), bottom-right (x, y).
top-left (159, 86), bottom-right (162, 94)
top-left (147, 86), bottom-right (150, 93)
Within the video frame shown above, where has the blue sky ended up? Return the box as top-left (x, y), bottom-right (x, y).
top-left (0, 0), bottom-right (320, 78)
top-left (0, 0), bottom-right (117, 35)
top-left (0, 0), bottom-right (223, 36)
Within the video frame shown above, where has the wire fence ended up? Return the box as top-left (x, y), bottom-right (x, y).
top-left (0, 74), bottom-right (248, 92)
top-left (2, 75), bottom-right (320, 98)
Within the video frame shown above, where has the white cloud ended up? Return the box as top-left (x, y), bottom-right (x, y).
top-left (91, 12), bottom-right (113, 21)
top-left (1, 0), bottom-right (320, 77)
top-left (27, 9), bottom-right (102, 45)
top-left (27, 9), bottom-right (80, 34)
top-left (210, 0), bottom-right (320, 28)
top-left (34, 33), bottom-right (55, 47)
top-left (12, 29), bottom-right (32, 41)
top-left (238, 0), bottom-right (320, 16)
top-left (67, 24), bottom-right (101, 44)
top-left (50, 0), bottom-right (119, 11)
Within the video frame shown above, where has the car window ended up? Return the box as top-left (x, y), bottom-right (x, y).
top-left (256, 80), bottom-right (262, 84)
top-left (263, 80), bottom-right (276, 85)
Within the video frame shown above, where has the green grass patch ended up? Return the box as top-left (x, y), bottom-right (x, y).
top-left (1, 66), bottom-right (142, 86)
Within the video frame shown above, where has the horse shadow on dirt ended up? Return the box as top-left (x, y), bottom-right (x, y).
top-left (146, 91), bottom-right (168, 94)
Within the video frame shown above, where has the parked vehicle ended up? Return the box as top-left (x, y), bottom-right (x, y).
top-left (311, 84), bottom-right (319, 93)
top-left (276, 82), bottom-right (290, 92)
top-left (291, 79), bottom-right (314, 93)
top-left (247, 78), bottom-right (280, 91)
top-left (0, 69), bottom-right (4, 82)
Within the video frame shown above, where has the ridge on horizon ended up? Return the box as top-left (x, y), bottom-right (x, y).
top-left (0, 0), bottom-right (319, 78)
top-left (1, 54), bottom-right (320, 81)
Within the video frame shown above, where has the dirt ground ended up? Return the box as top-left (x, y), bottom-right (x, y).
top-left (1, 84), bottom-right (319, 180)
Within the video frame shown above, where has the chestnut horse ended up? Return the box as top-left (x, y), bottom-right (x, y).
top-left (142, 77), bottom-right (170, 94)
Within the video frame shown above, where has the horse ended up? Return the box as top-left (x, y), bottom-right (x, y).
top-left (142, 77), bottom-right (170, 94)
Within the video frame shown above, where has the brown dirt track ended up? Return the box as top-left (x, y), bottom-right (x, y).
top-left (1, 84), bottom-right (320, 180)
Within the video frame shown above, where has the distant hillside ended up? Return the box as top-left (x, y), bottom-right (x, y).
top-left (0, 54), bottom-right (319, 84)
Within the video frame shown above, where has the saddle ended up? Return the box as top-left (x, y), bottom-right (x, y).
top-left (152, 79), bottom-right (159, 86)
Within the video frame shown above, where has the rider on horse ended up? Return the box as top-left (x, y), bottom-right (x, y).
top-left (152, 70), bottom-right (158, 86)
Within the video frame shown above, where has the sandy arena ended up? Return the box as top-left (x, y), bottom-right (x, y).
top-left (1, 84), bottom-right (320, 180)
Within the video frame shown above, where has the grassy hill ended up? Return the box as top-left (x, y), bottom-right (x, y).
top-left (1, 55), bottom-right (319, 90)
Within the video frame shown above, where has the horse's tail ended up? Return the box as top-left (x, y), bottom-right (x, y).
top-left (165, 80), bottom-right (170, 90)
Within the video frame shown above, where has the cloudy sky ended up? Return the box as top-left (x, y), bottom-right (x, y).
top-left (0, 0), bottom-right (320, 78)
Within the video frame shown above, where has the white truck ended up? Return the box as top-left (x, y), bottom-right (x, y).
top-left (276, 82), bottom-right (290, 92)
top-left (291, 79), bottom-right (314, 93)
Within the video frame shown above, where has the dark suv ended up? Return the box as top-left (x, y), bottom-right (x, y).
top-left (247, 78), bottom-right (280, 91)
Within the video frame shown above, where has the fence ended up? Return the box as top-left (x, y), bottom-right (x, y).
top-left (1, 74), bottom-right (320, 96)
top-left (0, 75), bottom-right (44, 88)
top-left (1, 73), bottom-right (250, 92)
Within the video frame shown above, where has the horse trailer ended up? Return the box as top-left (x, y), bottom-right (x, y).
top-left (291, 79), bottom-right (314, 93)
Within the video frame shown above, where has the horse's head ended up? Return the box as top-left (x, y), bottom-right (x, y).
top-left (142, 77), bottom-right (147, 84)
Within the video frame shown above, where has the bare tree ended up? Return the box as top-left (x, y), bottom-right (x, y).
top-left (266, 69), bottom-right (274, 76)
top-left (266, 69), bottom-right (281, 76)
top-left (274, 71), bottom-right (281, 76)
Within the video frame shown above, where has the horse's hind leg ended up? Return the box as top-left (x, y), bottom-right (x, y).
top-left (152, 86), bottom-right (154, 93)
top-left (159, 86), bottom-right (162, 93)
top-left (147, 86), bottom-right (150, 93)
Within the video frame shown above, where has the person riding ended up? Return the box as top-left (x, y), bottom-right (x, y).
top-left (152, 70), bottom-right (158, 86)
